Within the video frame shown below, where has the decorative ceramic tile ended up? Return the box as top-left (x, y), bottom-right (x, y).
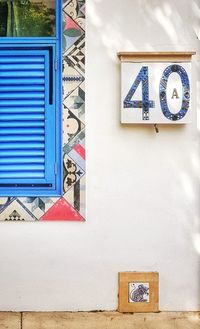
top-left (63, 174), bottom-right (85, 216)
top-left (65, 34), bottom-right (85, 74)
top-left (63, 154), bottom-right (84, 192)
top-left (63, 107), bottom-right (85, 145)
top-left (63, 83), bottom-right (85, 123)
top-left (62, 0), bottom-right (72, 8)
top-left (0, 197), bottom-right (9, 205)
top-left (0, 199), bottom-right (37, 221)
top-left (63, 129), bottom-right (85, 154)
top-left (63, 0), bottom-right (85, 30)
top-left (18, 197), bottom-right (59, 220)
top-left (68, 138), bottom-right (85, 171)
top-left (62, 59), bottom-right (84, 98)
top-left (0, 197), bottom-right (15, 212)
top-left (129, 282), bottom-right (149, 303)
top-left (62, 12), bottom-right (84, 53)
top-left (63, 185), bottom-right (74, 205)
top-left (40, 197), bottom-right (84, 221)
top-left (79, 175), bottom-right (86, 217)
top-left (0, 0), bottom-right (85, 221)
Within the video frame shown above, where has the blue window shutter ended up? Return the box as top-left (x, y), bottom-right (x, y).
top-left (0, 46), bottom-right (60, 196)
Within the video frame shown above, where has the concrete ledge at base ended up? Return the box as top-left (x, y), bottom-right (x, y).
top-left (0, 312), bottom-right (21, 329)
top-left (22, 311), bottom-right (200, 329)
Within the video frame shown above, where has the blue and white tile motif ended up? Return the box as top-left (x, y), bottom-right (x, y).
top-left (159, 64), bottom-right (190, 121)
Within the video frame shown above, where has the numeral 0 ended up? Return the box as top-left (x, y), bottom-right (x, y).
top-left (123, 65), bottom-right (190, 121)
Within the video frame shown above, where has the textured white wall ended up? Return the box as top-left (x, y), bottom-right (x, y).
top-left (0, 0), bottom-right (199, 311)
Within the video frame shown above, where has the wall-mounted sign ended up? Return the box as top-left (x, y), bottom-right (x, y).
top-left (118, 52), bottom-right (195, 124)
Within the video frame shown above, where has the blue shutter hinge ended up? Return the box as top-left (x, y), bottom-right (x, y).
top-left (54, 59), bottom-right (58, 71)
top-left (54, 163), bottom-right (57, 175)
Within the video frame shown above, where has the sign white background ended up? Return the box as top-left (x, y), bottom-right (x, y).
top-left (121, 62), bottom-right (191, 124)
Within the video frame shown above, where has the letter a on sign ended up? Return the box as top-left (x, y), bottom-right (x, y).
top-left (171, 88), bottom-right (179, 99)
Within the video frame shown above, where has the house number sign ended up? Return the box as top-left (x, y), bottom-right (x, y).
top-left (118, 52), bottom-right (195, 124)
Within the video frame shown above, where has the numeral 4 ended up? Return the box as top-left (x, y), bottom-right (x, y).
top-left (123, 66), bottom-right (155, 120)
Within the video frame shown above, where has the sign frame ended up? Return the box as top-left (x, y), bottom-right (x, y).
top-left (118, 52), bottom-right (196, 125)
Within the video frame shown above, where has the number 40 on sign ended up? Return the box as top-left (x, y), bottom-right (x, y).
top-left (120, 58), bottom-right (192, 124)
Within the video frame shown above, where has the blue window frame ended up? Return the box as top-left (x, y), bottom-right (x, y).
top-left (0, 0), bottom-right (62, 196)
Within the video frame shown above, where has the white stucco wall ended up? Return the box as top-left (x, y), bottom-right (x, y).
top-left (0, 0), bottom-right (199, 311)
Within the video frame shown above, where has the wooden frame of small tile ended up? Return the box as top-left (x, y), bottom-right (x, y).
top-left (118, 272), bottom-right (159, 313)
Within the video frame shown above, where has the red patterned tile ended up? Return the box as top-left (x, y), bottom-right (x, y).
top-left (40, 197), bottom-right (84, 221)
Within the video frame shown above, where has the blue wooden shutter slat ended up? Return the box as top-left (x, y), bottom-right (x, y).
top-left (0, 92), bottom-right (44, 98)
top-left (0, 71), bottom-right (45, 77)
top-left (0, 107), bottom-right (44, 113)
top-left (0, 114), bottom-right (44, 120)
top-left (0, 172), bottom-right (44, 179)
top-left (0, 64), bottom-right (45, 70)
top-left (0, 78), bottom-right (45, 85)
top-left (0, 127), bottom-right (44, 134)
top-left (0, 57), bottom-right (44, 63)
top-left (0, 142), bottom-right (44, 149)
top-left (0, 121), bottom-right (45, 127)
top-left (0, 164), bottom-right (44, 171)
top-left (0, 135), bottom-right (44, 142)
top-left (0, 100), bottom-right (45, 106)
top-left (0, 149), bottom-right (44, 157)
top-left (0, 86), bottom-right (45, 92)
top-left (0, 157), bottom-right (44, 164)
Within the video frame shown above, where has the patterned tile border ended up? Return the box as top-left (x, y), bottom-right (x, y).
top-left (0, 0), bottom-right (85, 221)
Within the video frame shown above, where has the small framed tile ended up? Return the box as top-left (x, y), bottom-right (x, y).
top-left (118, 272), bottom-right (159, 313)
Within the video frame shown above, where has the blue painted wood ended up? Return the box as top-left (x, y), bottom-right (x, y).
top-left (0, 172), bottom-right (45, 179)
top-left (0, 64), bottom-right (44, 70)
top-left (0, 135), bottom-right (45, 142)
top-left (0, 164), bottom-right (44, 171)
top-left (0, 149), bottom-right (44, 156)
top-left (0, 78), bottom-right (45, 85)
top-left (0, 93), bottom-right (44, 99)
top-left (0, 0), bottom-right (62, 196)
top-left (0, 100), bottom-right (45, 106)
top-left (0, 70), bottom-right (45, 77)
top-left (0, 49), bottom-right (50, 189)
top-left (0, 57), bottom-right (44, 63)
top-left (0, 157), bottom-right (45, 164)
top-left (0, 86), bottom-right (45, 92)
top-left (0, 127), bottom-right (44, 134)
top-left (0, 114), bottom-right (45, 120)
top-left (0, 142), bottom-right (45, 149)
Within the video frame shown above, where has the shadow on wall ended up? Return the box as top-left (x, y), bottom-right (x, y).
top-left (87, 0), bottom-right (200, 308)
top-left (87, 0), bottom-right (200, 57)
